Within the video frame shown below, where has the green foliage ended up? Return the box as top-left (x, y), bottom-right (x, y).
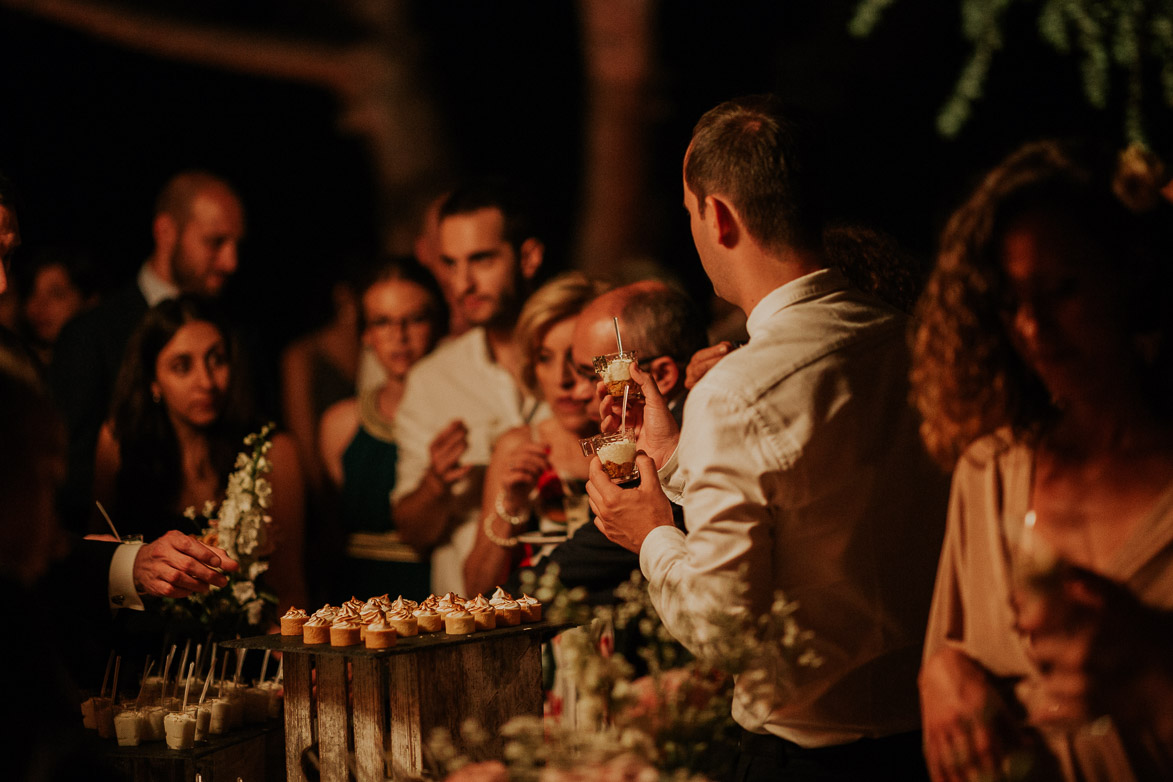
top-left (851, 0), bottom-right (1173, 144)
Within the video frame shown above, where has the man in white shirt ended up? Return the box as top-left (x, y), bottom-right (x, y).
top-left (588, 96), bottom-right (948, 780)
top-left (51, 171), bottom-right (245, 531)
top-left (392, 180), bottom-right (545, 594)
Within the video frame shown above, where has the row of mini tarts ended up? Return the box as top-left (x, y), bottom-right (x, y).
top-left (280, 591), bottom-right (542, 645)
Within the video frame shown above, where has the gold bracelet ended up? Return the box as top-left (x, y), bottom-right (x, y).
top-left (482, 513), bottom-right (519, 548)
top-left (495, 490), bottom-right (530, 527)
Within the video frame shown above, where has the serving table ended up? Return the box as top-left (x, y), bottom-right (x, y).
top-left (223, 620), bottom-right (571, 781)
top-left (102, 720), bottom-right (284, 782)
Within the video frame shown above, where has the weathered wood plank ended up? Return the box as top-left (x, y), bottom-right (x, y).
top-left (284, 652), bottom-right (315, 782)
top-left (351, 656), bottom-right (387, 782)
top-left (316, 655), bottom-right (350, 782)
top-left (387, 653), bottom-right (423, 779)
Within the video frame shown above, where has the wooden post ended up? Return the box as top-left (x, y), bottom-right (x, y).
top-left (284, 651), bottom-right (314, 782)
top-left (316, 655), bottom-right (350, 782)
top-left (351, 656), bottom-right (388, 782)
top-left (387, 654), bottom-right (423, 778)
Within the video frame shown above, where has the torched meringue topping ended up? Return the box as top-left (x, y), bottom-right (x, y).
top-left (283, 607), bottom-right (308, 619)
top-left (491, 586), bottom-right (513, 602)
top-left (304, 614), bottom-right (331, 627)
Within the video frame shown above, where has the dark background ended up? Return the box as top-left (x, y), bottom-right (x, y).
top-left (1, 0), bottom-right (1165, 351)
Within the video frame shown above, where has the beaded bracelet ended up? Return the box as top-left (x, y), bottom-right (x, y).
top-left (495, 490), bottom-right (530, 527)
top-left (482, 513), bottom-right (519, 548)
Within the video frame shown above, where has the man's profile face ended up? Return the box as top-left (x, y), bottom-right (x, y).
top-left (437, 207), bottom-right (523, 328)
top-left (0, 204), bottom-right (20, 295)
top-left (169, 187), bottom-right (245, 297)
top-left (569, 304), bottom-right (624, 413)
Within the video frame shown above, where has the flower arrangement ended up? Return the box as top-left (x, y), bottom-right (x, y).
top-left (163, 424), bottom-right (279, 638)
top-left (429, 566), bottom-right (820, 781)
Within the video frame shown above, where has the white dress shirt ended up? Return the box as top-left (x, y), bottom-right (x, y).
top-left (392, 327), bottom-right (544, 594)
top-left (137, 262), bottom-right (179, 307)
top-left (642, 268), bottom-right (948, 747)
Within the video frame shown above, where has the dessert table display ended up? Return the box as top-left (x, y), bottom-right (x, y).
top-left (224, 620), bottom-right (568, 781)
top-left (102, 720), bottom-right (284, 782)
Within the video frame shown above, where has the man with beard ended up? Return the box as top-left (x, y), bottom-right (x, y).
top-left (392, 180), bottom-right (545, 594)
top-left (51, 171), bottom-right (245, 531)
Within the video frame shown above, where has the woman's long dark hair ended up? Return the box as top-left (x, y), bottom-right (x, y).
top-left (109, 295), bottom-right (255, 537)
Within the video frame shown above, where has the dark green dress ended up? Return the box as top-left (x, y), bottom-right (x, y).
top-left (336, 389), bottom-right (430, 598)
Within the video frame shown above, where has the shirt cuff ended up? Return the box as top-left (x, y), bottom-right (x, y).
top-left (109, 541), bottom-right (145, 611)
top-left (639, 524), bottom-right (687, 581)
top-left (656, 446), bottom-right (684, 503)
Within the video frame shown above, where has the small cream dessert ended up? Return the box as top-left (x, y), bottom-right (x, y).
top-left (113, 707), bottom-right (144, 747)
top-left (365, 619), bottom-right (397, 649)
top-left (386, 606), bottom-right (419, 637)
top-left (330, 620), bottom-right (361, 647)
top-left (80, 696), bottom-right (107, 730)
top-left (190, 704), bottom-right (211, 741)
top-left (243, 686), bottom-right (270, 723)
top-left (144, 706), bottom-right (168, 741)
top-left (164, 711), bottom-right (196, 750)
top-left (597, 439), bottom-right (638, 481)
top-left (518, 594), bottom-right (543, 623)
top-left (413, 606), bottom-right (442, 634)
top-left (303, 614), bottom-right (332, 645)
top-left (443, 608), bottom-right (475, 635)
top-left (95, 698), bottom-right (115, 739)
top-left (254, 680), bottom-right (283, 719)
top-left (208, 698), bottom-right (231, 735)
top-left (490, 588), bottom-right (522, 626)
top-left (470, 604), bottom-right (496, 631)
top-left (594, 351), bottom-right (643, 399)
top-left (280, 607), bottom-right (309, 636)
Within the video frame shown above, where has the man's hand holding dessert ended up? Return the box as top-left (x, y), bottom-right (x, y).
top-left (597, 362), bottom-right (679, 470)
top-left (133, 530), bottom-right (239, 599)
top-left (586, 452), bottom-right (674, 554)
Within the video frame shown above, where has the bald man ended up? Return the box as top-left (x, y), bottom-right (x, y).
top-left (506, 280), bottom-right (706, 604)
top-left (50, 171), bottom-right (246, 531)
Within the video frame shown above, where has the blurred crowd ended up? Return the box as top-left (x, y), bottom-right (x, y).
top-left (3, 95), bottom-right (1173, 782)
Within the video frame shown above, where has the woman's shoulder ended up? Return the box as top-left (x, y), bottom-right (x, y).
top-left (492, 425), bottom-right (533, 455)
top-left (955, 428), bottom-right (1028, 478)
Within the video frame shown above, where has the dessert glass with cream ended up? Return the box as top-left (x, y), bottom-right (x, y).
top-left (593, 350), bottom-right (643, 400)
top-left (580, 428), bottom-right (640, 484)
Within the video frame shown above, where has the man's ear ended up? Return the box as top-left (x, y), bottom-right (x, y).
top-left (153, 213), bottom-right (178, 255)
top-left (707, 195), bottom-right (740, 249)
top-left (649, 355), bottom-right (682, 399)
top-left (518, 238), bottom-right (545, 280)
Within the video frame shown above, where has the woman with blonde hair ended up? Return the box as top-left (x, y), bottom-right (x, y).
top-left (463, 272), bottom-right (611, 597)
top-left (912, 140), bottom-right (1173, 782)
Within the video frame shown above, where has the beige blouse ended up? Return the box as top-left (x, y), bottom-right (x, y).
top-left (925, 431), bottom-right (1173, 781)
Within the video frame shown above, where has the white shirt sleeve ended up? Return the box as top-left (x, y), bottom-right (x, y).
top-left (640, 385), bottom-right (777, 646)
top-left (108, 541), bottom-right (145, 611)
top-left (391, 368), bottom-right (439, 506)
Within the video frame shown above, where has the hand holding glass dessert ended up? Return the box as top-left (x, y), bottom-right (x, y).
top-left (581, 428), bottom-right (640, 484)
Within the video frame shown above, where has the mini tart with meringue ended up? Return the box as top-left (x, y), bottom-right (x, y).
top-left (518, 595), bottom-right (542, 623)
top-left (302, 614), bottom-right (332, 645)
top-left (364, 620), bottom-right (397, 649)
top-left (280, 607), bottom-right (309, 636)
top-left (490, 596), bottom-right (521, 627)
top-left (413, 606), bottom-right (442, 633)
top-left (470, 604), bottom-right (496, 631)
top-left (390, 595), bottom-right (418, 613)
top-left (330, 620), bottom-right (362, 647)
top-left (386, 607), bottom-right (419, 637)
top-left (443, 609), bottom-right (475, 635)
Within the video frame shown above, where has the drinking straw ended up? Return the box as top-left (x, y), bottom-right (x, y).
top-left (275, 658), bottom-right (283, 685)
top-left (200, 647), bottom-right (217, 706)
top-left (260, 649), bottom-right (272, 684)
top-left (99, 650), bottom-right (115, 698)
top-left (192, 643), bottom-right (202, 684)
top-left (198, 666), bottom-right (214, 707)
top-left (217, 654), bottom-right (230, 698)
top-left (136, 661), bottom-right (157, 709)
top-left (620, 385), bottom-right (630, 432)
top-left (182, 662), bottom-right (195, 711)
top-left (233, 648), bottom-right (247, 686)
top-left (174, 640), bottom-right (191, 699)
top-left (111, 656), bottom-right (121, 705)
top-left (160, 644), bottom-right (177, 706)
top-left (95, 501), bottom-right (121, 542)
top-left (612, 317), bottom-right (623, 353)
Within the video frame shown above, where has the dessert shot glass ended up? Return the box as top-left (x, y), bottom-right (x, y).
top-left (593, 350), bottom-right (643, 400)
top-left (581, 428), bottom-right (640, 484)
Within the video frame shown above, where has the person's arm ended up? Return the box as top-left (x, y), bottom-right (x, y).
top-left (318, 397), bottom-right (360, 489)
top-left (463, 427), bottom-right (545, 597)
top-left (263, 432), bottom-right (308, 612)
top-left (280, 341), bottom-right (324, 494)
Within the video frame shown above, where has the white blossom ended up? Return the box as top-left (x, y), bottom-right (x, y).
top-left (232, 579), bottom-right (257, 604)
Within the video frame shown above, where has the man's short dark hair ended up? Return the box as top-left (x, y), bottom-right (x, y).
top-left (620, 283), bottom-right (707, 365)
top-left (684, 95), bottom-right (824, 253)
top-left (438, 178), bottom-right (538, 256)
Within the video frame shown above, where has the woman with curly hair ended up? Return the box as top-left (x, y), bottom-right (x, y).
top-left (912, 140), bottom-right (1173, 782)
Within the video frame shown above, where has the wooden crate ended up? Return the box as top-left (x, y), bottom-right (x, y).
top-left (224, 621), bottom-right (569, 781)
top-left (102, 720), bottom-right (284, 782)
